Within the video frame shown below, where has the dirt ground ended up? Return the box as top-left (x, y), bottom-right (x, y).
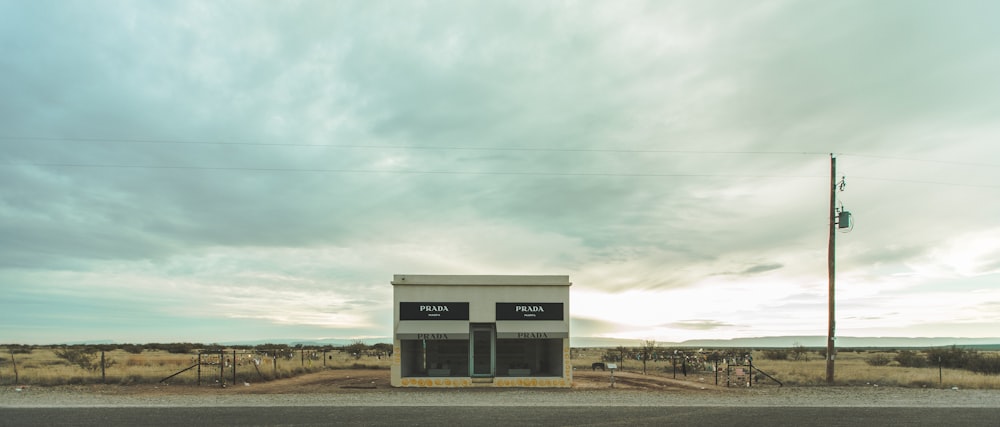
top-left (60, 369), bottom-right (728, 396)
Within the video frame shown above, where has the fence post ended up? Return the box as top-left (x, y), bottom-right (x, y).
top-left (232, 350), bottom-right (236, 385)
top-left (10, 350), bottom-right (18, 385)
top-left (301, 349), bottom-right (304, 367)
top-left (197, 352), bottom-right (202, 386)
top-left (938, 357), bottom-right (943, 386)
top-left (219, 350), bottom-right (225, 387)
top-left (101, 351), bottom-right (106, 384)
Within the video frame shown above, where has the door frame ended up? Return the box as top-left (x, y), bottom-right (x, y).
top-left (469, 323), bottom-right (495, 378)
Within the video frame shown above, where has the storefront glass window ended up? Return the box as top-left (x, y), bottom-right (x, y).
top-left (400, 339), bottom-right (469, 377)
top-left (495, 338), bottom-right (562, 377)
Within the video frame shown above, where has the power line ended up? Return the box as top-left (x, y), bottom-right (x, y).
top-left (7, 162), bottom-right (1000, 188)
top-left (850, 176), bottom-right (1000, 189)
top-left (839, 153), bottom-right (1000, 169)
top-left (4, 136), bottom-right (998, 187)
top-left (0, 136), bottom-right (824, 156)
top-left (1, 162), bottom-right (826, 179)
top-left (4, 135), bottom-right (998, 168)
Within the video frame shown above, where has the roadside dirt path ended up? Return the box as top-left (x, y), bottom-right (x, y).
top-left (571, 369), bottom-right (726, 392)
top-left (55, 368), bottom-right (726, 396)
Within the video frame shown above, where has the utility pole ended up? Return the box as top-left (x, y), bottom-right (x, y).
top-left (826, 153), bottom-right (837, 385)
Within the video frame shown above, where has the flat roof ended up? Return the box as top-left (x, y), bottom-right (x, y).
top-left (392, 274), bottom-right (571, 286)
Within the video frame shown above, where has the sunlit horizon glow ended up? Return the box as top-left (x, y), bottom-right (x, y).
top-left (2, 1), bottom-right (999, 345)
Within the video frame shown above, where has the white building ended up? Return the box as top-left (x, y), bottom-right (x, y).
top-left (390, 274), bottom-right (572, 387)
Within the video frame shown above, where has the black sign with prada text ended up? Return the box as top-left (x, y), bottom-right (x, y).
top-left (400, 302), bottom-right (469, 320)
top-left (496, 303), bottom-right (564, 320)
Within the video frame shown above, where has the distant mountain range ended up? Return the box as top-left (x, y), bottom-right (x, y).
top-left (570, 336), bottom-right (1000, 349)
top-left (223, 338), bottom-right (388, 347)
top-left (51, 336), bottom-right (1000, 349)
top-left (52, 338), bottom-right (383, 347)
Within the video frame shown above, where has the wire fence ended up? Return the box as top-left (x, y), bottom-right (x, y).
top-left (2, 346), bottom-right (392, 386)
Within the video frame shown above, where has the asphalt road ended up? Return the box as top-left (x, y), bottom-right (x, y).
top-left (4, 406), bottom-right (999, 427)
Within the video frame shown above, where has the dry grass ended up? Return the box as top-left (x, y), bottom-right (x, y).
top-left (752, 351), bottom-right (1000, 389)
top-left (6, 346), bottom-right (998, 389)
top-left (569, 347), bottom-right (1000, 389)
top-left (2, 347), bottom-right (391, 386)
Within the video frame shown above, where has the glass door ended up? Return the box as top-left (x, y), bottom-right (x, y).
top-left (470, 324), bottom-right (495, 377)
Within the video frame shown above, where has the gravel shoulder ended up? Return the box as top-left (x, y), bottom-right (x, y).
top-left (2, 369), bottom-right (998, 408)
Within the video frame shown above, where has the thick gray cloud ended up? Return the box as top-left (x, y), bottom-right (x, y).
top-left (1, 0), bottom-right (999, 343)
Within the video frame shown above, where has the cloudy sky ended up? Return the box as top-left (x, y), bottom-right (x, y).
top-left (2, 0), bottom-right (999, 345)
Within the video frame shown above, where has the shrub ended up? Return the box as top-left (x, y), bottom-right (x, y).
top-left (866, 354), bottom-right (892, 366)
top-left (895, 350), bottom-right (928, 368)
top-left (967, 353), bottom-right (1000, 375)
top-left (55, 347), bottom-right (97, 370)
top-left (121, 344), bottom-right (145, 354)
top-left (146, 343), bottom-right (199, 354)
top-left (761, 349), bottom-right (788, 360)
top-left (790, 346), bottom-right (809, 361)
top-left (257, 343), bottom-right (290, 350)
top-left (55, 348), bottom-right (118, 372)
top-left (925, 346), bottom-right (975, 369)
top-left (343, 340), bottom-right (369, 359)
top-left (6, 344), bottom-right (35, 354)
